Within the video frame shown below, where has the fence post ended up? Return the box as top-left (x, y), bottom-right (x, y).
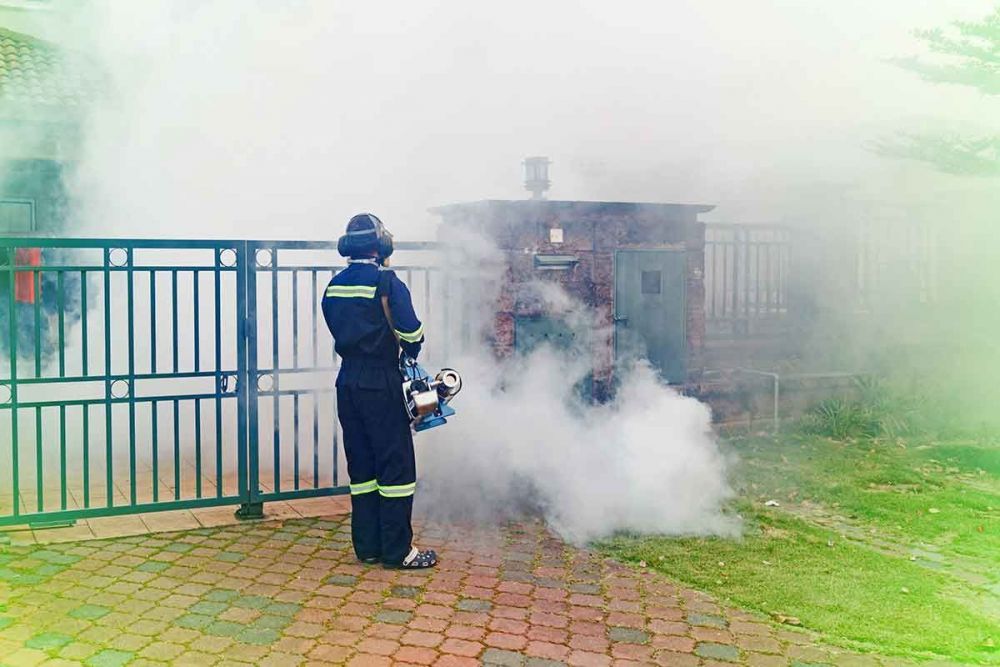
top-left (235, 241), bottom-right (263, 520)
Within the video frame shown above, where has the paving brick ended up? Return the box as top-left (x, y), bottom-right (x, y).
top-left (455, 598), bottom-right (492, 612)
top-left (526, 641), bottom-right (571, 661)
top-left (133, 640), bottom-right (181, 663)
top-left (739, 635), bottom-right (783, 654)
top-left (435, 655), bottom-right (480, 667)
top-left (688, 613), bottom-right (729, 628)
top-left (401, 629), bottom-right (445, 648)
top-left (607, 627), bottom-right (648, 644)
top-left (84, 649), bottom-right (135, 667)
top-left (374, 610), bottom-right (413, 625)
top-left (408, 616), bottom-right (449, 633)
top-left (308, 644), bottom-right (353, 663)
top-left (652, 652), bottom-right (700, 667)
top-left (444, 624), bottom-right (486, 641)
top-left (25, 631), bottom-right (73, 650)
top-left (347, 654), bottom-right (394, 667)
top-left (440, 638), bottom-right (483, 657)
top-left (746, 654), bottom-right (791, 667)
top-left (485, 632), bottom-right (529, 651)
top-left (567, 650), bottom-right (613, 666)
top-left (482, 648), bottom-right (527, 666)
top-left (695, 642), bottom-right (740, 662)
top-left (395, 646), bottom-right (440, 664)
top-left (490, 617), bottom-right (530, 635)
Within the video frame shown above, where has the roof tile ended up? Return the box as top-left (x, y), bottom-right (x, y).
top-left (0, 27), bottom-right (100, 108)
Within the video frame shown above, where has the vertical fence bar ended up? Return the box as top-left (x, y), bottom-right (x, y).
top-left (150, 270), bottom-right (157, 374)
top-left (171, 270), bottom-right (179, 374)
top-left (442, 264), bottom-right (451, 361)
top-left (173, 399), bottom-right (180, 501)
top-left (778, 235), bottom-right (785, 311)
top-left (293, 393), bottom-right (300, 491)
top-left (721, 241), bottom-right (730, 319)
top-left (194, 398), bottom-right (202, 499)
top-left (59, 404), bottom-right (67, 510)
top-left (103, 248), bottom-right (113, 508)
top-left (57, 271), bottom-right (65, 377)
top-left (730, 234), bottom-right (740, 323)
top-left (33, 270), bottom-right (41, 378)
top-left (214, 253), bottom-right (223, 498)
top-left (193, 270), bottom-right (201, 373)
top-left (127, 253), bottom-right (137, 506)
top-left (151, 400), bottom-right (159, 503)
top-left (311, 270), bottom-right (318, 368)
top-left (742, 230), bottom-right (751, 322)
top-left (82, 405), bottom-right (90, 508)
top-left (35, 406), bottom-right (42, 512)
top-left (292, 268), bottom-right (300, 488)
top-left (271, 249), bottom-right (280, 493)
top-left (754, 240), bottom-right (762, 319)
top-left (311, 270), bottom-right (319, 489)
top-left (292, 270), bottom-right (299, 369)
top-left (80, 270), bottom-right (88, 376)
top-left (8, 250), bottom-right (20, 518)
top-left (423, 269), bottom-right (431, 342)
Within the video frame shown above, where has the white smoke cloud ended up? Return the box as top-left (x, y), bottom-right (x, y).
top-left (60, 0), bottom-right (1000, 238)
top-left (417, 335), bottom-right (737, 545)
top-left (11, 0), bottom-right (995, 530)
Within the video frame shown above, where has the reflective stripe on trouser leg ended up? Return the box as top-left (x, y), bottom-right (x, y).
top-left (350, 479), bottom-right (378, 495)
top-left (378, 482), bottom-right (416, 498)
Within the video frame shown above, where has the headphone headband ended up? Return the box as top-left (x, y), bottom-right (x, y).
top-left (338, 212), bottom-right (393, 260)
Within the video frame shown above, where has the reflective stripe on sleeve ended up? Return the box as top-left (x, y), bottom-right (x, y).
top-left (395, 324), bottom-right (424, 343)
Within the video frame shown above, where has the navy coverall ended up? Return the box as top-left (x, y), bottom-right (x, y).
top-left (321, 262), bottom-right (424, 565)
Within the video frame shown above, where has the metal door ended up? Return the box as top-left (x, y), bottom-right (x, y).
top-left (614, 250), bottom-right (687, 383)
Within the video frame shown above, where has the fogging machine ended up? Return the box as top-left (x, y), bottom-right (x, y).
top-left (400, 356), bottom-right (462, 432)
top-left (380, 286), bottom-right (461, 432)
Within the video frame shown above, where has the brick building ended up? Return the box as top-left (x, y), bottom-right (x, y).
top-left (431, 199), bottom-right (714, 400)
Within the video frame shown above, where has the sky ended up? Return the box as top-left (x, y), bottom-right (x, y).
top-left (17, 0), bottom-right (999, 238)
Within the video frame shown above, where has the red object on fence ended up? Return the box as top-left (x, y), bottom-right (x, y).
top-left (14, 248), bottom-right (41, 304)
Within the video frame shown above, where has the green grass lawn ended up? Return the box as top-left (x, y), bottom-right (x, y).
top-left (599, 434), bottom-right (1000, 664)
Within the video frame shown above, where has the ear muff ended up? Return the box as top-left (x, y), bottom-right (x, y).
top-left (376, 221), bottom-right (394, 260)
top-left (338, 213), bottom-right (387, 259)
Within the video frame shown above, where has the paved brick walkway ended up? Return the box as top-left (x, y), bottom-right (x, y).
top-left (0, 514), bottom-right (908, 666)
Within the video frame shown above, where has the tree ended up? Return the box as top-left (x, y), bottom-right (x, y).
top-left (875, 6), bottom-right (1000, 176)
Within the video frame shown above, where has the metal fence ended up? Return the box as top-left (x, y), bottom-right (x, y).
top-left (704, 224), bottom-right (790, 337)
top-left (0, 238), bottom-right (446, 527)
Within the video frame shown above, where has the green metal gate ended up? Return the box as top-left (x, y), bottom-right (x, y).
top-left (0, 237), bottom-right (442, 527)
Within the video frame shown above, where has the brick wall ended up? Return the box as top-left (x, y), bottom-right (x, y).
top-left (432, 200), bottom-right (713, 399)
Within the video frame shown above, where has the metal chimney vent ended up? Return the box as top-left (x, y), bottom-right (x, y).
top-left (523, 156), bottom-right (551, 200)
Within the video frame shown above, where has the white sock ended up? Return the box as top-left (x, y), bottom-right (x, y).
top-left (402, 547), bottom-right (419, 565)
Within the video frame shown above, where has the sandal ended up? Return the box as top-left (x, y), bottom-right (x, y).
top-left (387, 547), bottom-right (437, 569)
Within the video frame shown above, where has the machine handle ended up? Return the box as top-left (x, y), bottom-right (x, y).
top-left (613, 314), bottom-right (629, 325)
